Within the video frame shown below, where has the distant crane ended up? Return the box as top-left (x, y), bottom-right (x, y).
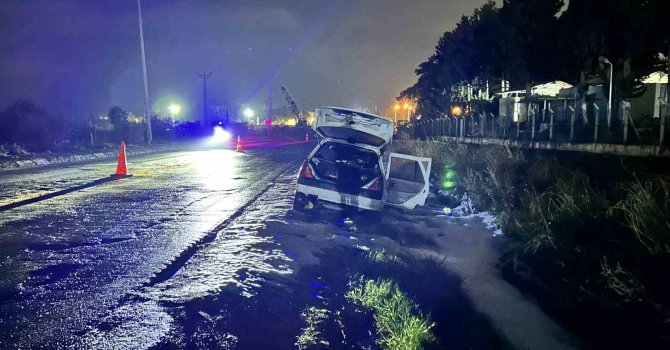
top-left (280, 86), bottom-right (306, 126)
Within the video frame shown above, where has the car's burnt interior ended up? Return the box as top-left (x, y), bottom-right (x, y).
top-left (310, 142), bottom-right (380, 191)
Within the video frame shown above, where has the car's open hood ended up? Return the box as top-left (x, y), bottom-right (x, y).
top-left (312, 107), bottom-right (393, 148)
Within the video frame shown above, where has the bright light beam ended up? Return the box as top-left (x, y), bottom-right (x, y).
top-left (207, 126), bottom-right (231, 146)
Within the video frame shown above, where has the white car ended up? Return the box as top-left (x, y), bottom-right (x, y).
top-left (294, 107), bottom-right (432, 212)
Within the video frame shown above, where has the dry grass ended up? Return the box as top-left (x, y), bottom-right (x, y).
top-left (611, 175), bottom-right (670, 256)
top-left (600, 257), bottom-right (647, 303)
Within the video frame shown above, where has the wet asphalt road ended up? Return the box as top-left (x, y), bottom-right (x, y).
top-left (0, 140), bottom-right (510, 350)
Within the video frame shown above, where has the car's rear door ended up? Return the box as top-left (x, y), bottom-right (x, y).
top-left (383, 153), bottom-right (431, 209)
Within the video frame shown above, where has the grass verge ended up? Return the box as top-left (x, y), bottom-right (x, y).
top-left (347, 277), bottom-right (435, 350)
top-left (391, 140), bottom-right (670, 349)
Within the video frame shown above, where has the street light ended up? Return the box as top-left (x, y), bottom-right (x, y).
top-left (404, 103), bottom-right (410, 120)
top-left (451, 105), bottom-right (463, 117)
top-left (599, 56), bottom-right (613, 128)
top-left (168, 102), bottom-right (181, 124)
top-left (243, 107), bottom-right (256, 125)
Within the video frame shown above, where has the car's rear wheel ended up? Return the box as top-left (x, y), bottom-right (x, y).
top-left (293, 192), bottom-right (312, 211)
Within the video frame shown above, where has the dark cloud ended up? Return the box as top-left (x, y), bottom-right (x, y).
top-left (0, 0), bottom-right (492, 118)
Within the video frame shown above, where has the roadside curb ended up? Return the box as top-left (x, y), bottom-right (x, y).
top-left (0, 144), bottom-right (181, 172)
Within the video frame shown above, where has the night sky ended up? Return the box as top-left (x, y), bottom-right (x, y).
top-left (0, 0), bottom-right (493, 119)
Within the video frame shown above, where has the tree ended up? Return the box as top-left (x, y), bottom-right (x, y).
top-left (560, 0), bottom-right (670, 99)
top-left (402, 0), bottom-right (669, 120)
top-left (107, 106), bottom-right (131, 143)
top-left (0, 100), bottom-right (67, 151)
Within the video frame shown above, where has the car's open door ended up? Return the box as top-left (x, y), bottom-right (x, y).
top-left (383, 153), bottom-right (432, 209)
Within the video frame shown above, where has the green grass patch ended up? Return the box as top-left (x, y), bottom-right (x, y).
top-left (346, 277), bottom-right (435, 350)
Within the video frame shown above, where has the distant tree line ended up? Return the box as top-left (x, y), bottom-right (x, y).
top-left (0, 99), bottom-right (89, 152)
top-left (0, 100), bottom-right (193, 154)
top-left (401, 0), bottom-right (670, 119)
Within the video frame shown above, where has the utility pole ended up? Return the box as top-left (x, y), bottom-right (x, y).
top-left (661, 49), bottom-right (669, 147)
top-left (198, 72), bottom-right (212, 127)
top-left (137, 0), bottom-right (152, 143)
top-left (268, 85), bottom-right (273, 122)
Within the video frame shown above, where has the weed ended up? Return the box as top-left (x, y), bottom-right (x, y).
top-left (295, 307), bottom-right (330, 350)
top-left (600, 257), bottom-right (647, 303)
top-left (611, 176), bottom-right (670, 256)
top-left (347, 277), bottom-right (435, 350)
top-left (367, 249), bottom-right (403, 265)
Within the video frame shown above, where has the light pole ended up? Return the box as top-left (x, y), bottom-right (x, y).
top-left (404, 103), bottom-right (410, 121)
top-left (168, 102), bottom-right (181, 124)
top-left (599, 56), bottom-right (613, 129)
top-left (137, 0), bottom-right (152, 143)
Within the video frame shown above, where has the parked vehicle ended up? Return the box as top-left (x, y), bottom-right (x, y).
top-left (294, 107), bottom-right (432, 212)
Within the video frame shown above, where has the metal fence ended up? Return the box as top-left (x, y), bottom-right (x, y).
top-left (402, 98), bottom-right (668, 149)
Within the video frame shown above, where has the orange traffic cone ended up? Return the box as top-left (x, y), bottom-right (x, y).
top-left (235, 135), bottom-right (244, 152)
top-left (305, 133), bottom-right (309, 142)
top-left (115, 141), bottom-right (128, 176)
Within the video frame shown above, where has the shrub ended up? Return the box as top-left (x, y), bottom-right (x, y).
top-left (0, 100), bottom-right (68, 151)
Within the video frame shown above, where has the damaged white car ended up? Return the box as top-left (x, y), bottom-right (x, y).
top-left (294, 107), bottom-right (432, 212)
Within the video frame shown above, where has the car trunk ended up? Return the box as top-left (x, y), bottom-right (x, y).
top-left (313, 107), bottom-right (393, 148)
top-left (310, 142), bottom-right (381, 194)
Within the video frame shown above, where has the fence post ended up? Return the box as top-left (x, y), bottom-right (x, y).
top-left (531, 108), bottom-right (536, 140)
top-left (490, 113), bottom-right (495, 137)
top-left (623, 101), bottom-right (630, 145)
top-left (593, 103), bottom-right (600, 143)
top-left (516, 115), bottom-right (520, 139)
top-left (569, 105), bottom-right (576, 142)
top-left (480, 113), bottom-right (485, 137)
top-left (660, 102), bottom-right (667, 147)
top-left (549, 105), bottom-right (554, 141)
top-left (472, 115), bottom-right (476, 136)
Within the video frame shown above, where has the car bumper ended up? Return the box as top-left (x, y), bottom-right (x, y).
top-left (296, 183), bottom-right (384, 212)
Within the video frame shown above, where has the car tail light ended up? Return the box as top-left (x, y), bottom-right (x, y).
top-left (367, 177), bottom-right (383, 192)
top-left (299, 160), bottom-right (314, 179)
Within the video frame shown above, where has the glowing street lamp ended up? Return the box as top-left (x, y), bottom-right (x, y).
top-left (243, 107), bottom-right (256, 125)
top-left (404, 103), bottom-right (410, 120)
top-left (168, 102), bottom-right (181, 124)
top-left (451, 105), bottom-right (463, 117)
top-left (394, 104), bottom-right (400, 123)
